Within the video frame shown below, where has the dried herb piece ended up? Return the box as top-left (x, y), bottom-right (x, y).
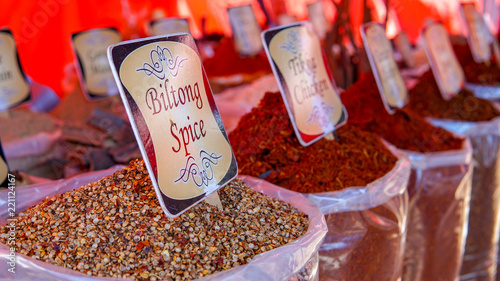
top-left (342, 73), bottom-right (464, 152)
top-left (229, 91), bottom-right (397, 193)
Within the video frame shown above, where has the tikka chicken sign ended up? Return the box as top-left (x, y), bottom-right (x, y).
top-left (108, 34), bottom-right (237, 218)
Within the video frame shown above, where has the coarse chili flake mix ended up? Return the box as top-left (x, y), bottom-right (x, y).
top-left (0, 159), bottom-right (310, 281)
top-left (228, 91), bottom-right (398, 193)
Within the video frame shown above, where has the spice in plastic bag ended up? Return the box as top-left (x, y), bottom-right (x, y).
top-left (203, 38), bottom-right (272, 79)
top-left (341, 73), bottom-right (463, 152)
top-left (453, 43), bottom-right (500, 85)
top-left (406, 70), bottom-right (500, 122)
top-left (408, 71), bottom-right (500, 281)
top-left (228, 92), bottom-right (397, 193)
top-left (0, 160), bottom-right (309, 280)
top-left (342, 73), bottom-right (471, 281)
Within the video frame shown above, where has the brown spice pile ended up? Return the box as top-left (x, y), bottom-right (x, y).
top-left (0, 159), bottom-right (308, 280)
top-left (228, 92), bottom-right (398, 193)
top-left (341, 73), bottom-right (464, 152)
top-left (453, 43), bottom-right (500, 85)
top-left (407, 70), bottom-right (500, 122)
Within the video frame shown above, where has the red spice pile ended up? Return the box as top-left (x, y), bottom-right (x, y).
top-left (341, 73), bottom-right (463, 152)
top-left (203, 38), bottom-right (272, 77)
top-left (453, 43), bottom-right (500, 85)
top-left (228, 92), bottom-right (397, 193)
top-left (407, 70), bottom-right (500, 121)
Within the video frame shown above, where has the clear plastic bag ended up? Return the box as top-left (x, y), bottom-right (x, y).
top-left (402, 139), bottom-right (473, 281)
top-left (465, 83), bottom-right (500, 101)
top-left (429, 117), bottom-right (500, 281)
top-left (298, 145), bottom-right (412, 281)
top-left (0, 167), bottom-right (327, 281)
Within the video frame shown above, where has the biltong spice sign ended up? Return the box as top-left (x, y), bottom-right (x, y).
top-left (108, 34), bottom-right (237, 217)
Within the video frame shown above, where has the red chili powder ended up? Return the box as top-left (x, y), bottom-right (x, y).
top-left (203, 38), bottom-right (272, 77)
top-left (406, 70), bottom-right (500, 122)
top-left (228, 91), bottom-right (397, 193)
top-left (341, 73), bottom-right (464, 152)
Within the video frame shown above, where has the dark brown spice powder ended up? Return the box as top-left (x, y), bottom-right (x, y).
top-left (341, 73), bottom-right (464, 153)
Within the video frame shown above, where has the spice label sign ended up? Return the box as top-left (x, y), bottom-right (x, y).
top-left (361, 23), bottom-right (408, 113)
top-left (460, 3), bottom-right (492, 63)
top-left (0, 140), bottom-right (8, 188)
top-left (0, 28), bottom-right (31, 112)
top-left (150, 18), bottom-right (191, 36)
top-left (421, 22), bottom-right (465, 100)
top-left (307, 1), bottom-right (329, 40)
top-left (227, 5), bottom-right (263, 56)
top-left (262, 22), bottom-right (347, 146)
top-left (71, 27), bottom-right (122, 100)
top-left (108, 34), bottom-right (238, 218)
top-left (393, 31), bottom-right (416, 69)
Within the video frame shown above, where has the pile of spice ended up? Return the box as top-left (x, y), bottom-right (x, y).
top-left (0, 159), bottom-right (309, 280)
top-left (342, 73), bottom-right (469, 281)
top-left (452, 43), bottom-right (500, 85)
top-left (228, 91), bottom-right (397, 193)
top-left (406, 70), bottom-right (500, 121)
top-left (341, 73), bottom-right (464, 152)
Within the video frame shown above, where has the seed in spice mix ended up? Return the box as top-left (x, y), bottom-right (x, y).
top-left (0, 159), bottom-right (309, 280)
top-left (228, 91), bottom-right (398, 193)
top-left (406, 70), bottom-right (500, 122)
top-left (341, 73), bottom-right (464, 153)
